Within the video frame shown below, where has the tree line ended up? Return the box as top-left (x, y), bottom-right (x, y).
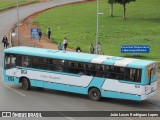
top-left (108, 0), bottom-right (136, 19)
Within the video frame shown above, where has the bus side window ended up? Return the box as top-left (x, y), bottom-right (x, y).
top-left (32, 56), bottom-right (38, 68)
top-left (22, 56), bottom-right (30, 67)
top-left (125, 68), bottom-right (130, 80)
top-left (62, 60), bottom-right (68, 72)
top-left (109, 66), bottom-right (115, 79)
top-left (119, 67), bottom-right (125, 80)
top-left (77, 62), bottom-right (84, 74)
top-left (123, 68), bottom-right (141, 82)
top-left (104, 66), bottom-right (110, 78)
top-left (69, 62), bottom-right (76, 73)
top-left (115, 67), bottom-right (121, 79)
top-left (114, 67), bottom-right (125, 80)
top-left (84, 64), bottom-right (90, 75)
top-left (84, 63), bottom-right (93, 76)
top-left (90, 64), bottom-right (96, 76)
top-left (96, 65), bottom-right (104, 77)
top-left (137, 69), bottom-right (141, 82)
top-left (16, 55), bottom-right (22, 66)
top-left (131, 69), bottom-right (141, 82)
top-left (55, 60), bottom-right (63, 71)
top-left (52, 59), bottom-right (58, 70)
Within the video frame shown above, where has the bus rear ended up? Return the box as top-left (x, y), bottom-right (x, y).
top-left (141, 62), bottom-right (158, 100)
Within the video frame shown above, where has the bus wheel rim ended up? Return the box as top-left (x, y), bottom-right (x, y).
top-left (22, 79), bottom-right (27, 88)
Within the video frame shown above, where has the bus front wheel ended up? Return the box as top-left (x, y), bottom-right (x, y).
top-left (88, 88), bottom-right (101, 101)
top-left (21, 78), bottom-right (30, 90)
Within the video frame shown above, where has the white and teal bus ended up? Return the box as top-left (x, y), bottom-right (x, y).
top-left (3, 46), bottom-right (158, 101)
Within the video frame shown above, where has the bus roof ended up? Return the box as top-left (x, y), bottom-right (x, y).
top-left (4, 46), bottom-right (156, 68)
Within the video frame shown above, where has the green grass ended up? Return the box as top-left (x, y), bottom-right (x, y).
top-left (33, 0), bottom-right (160, 62)
top-left (0, 0), bottom-right (40, 11)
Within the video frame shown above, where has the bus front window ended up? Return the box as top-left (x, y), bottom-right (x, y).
top-left (5, 54), bottom-right (16, 69)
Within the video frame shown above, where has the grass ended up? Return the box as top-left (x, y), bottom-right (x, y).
top-left (33, 0), bottom-right (160, 62)
top-left (0, 0), bottom-right (40, 12)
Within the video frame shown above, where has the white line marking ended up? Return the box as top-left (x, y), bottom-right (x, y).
top-left (5, 85), bottom-right (26, 97)
top-left (125, 117), bottom-right (133, 120)
top-left (58, 112), bottom-right (74, 120)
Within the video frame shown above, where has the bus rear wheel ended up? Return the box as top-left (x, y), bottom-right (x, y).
top-left (89, 88), bottom-right (101, 101)
top-left (21, 78), bottom-right (30, 90)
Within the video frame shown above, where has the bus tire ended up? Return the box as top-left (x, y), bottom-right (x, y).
top-left (88, 88), bottom-right (101, 101)
top-left (21, 77), bottom-right (30, 90)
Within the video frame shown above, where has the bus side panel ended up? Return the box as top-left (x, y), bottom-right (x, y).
top-left (30, 80), bottom-right (37, 87)
top-left (36, 80), bottom-right (43, 87)
top-left (30, 80), bottom-right (43, 88)
top-left (101, 91), bottom-right (141, 101)
top-left (28, 78), bottom-right (108, 96)
top-left (87, 77), bottom-right (106, 90)
top-left (101, 79), bottom-right (142, 101)
top-left (30, 79), bottom-right (89, 94)
top-left (43, 81), bottom-right (88, 94)
top-left (3, 76), bottom-right (19, 84)
top-left (141, 67), bottom-right (149, 85)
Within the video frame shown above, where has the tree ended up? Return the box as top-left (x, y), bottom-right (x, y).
top-left (108, 0), bottom-right (116, 17)
top-left (115, 0), bottom-right (136, 19)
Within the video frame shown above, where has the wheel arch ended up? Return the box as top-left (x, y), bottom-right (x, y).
top-left (19, 76), bottom-right (30, 83)
top-left (88, 86), bottom-right (101, 94)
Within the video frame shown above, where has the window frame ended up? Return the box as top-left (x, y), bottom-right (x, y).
top-left (5, 53), bottom-right (142, 83)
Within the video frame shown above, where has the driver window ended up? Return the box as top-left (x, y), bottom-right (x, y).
top-left (5, 54), bottom-right (16, 69)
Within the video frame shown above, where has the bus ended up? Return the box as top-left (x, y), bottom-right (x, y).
top-left (2, 46), bottom-right (158, 101)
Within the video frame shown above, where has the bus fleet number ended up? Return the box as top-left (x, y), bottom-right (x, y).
top-left (8, 77), bottom-right (14, 82)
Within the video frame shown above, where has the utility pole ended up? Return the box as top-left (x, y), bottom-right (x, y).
top-left (16, 0), bottom-right (20, 45)
top-left (96, 0), bottom-right (99, 54)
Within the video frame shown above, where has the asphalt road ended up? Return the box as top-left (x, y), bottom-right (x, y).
top-left (0, 0), bottom-right (160, 119)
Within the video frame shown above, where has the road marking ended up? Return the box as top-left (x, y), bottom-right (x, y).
top-left (146, 101), bottom-right (160, 111)
top-left (5, 85), bottom-right (26, 97)
top-left (57, 112), bottom-right (74, 120)
top-left (125, 117), bottom-right (133, 120)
